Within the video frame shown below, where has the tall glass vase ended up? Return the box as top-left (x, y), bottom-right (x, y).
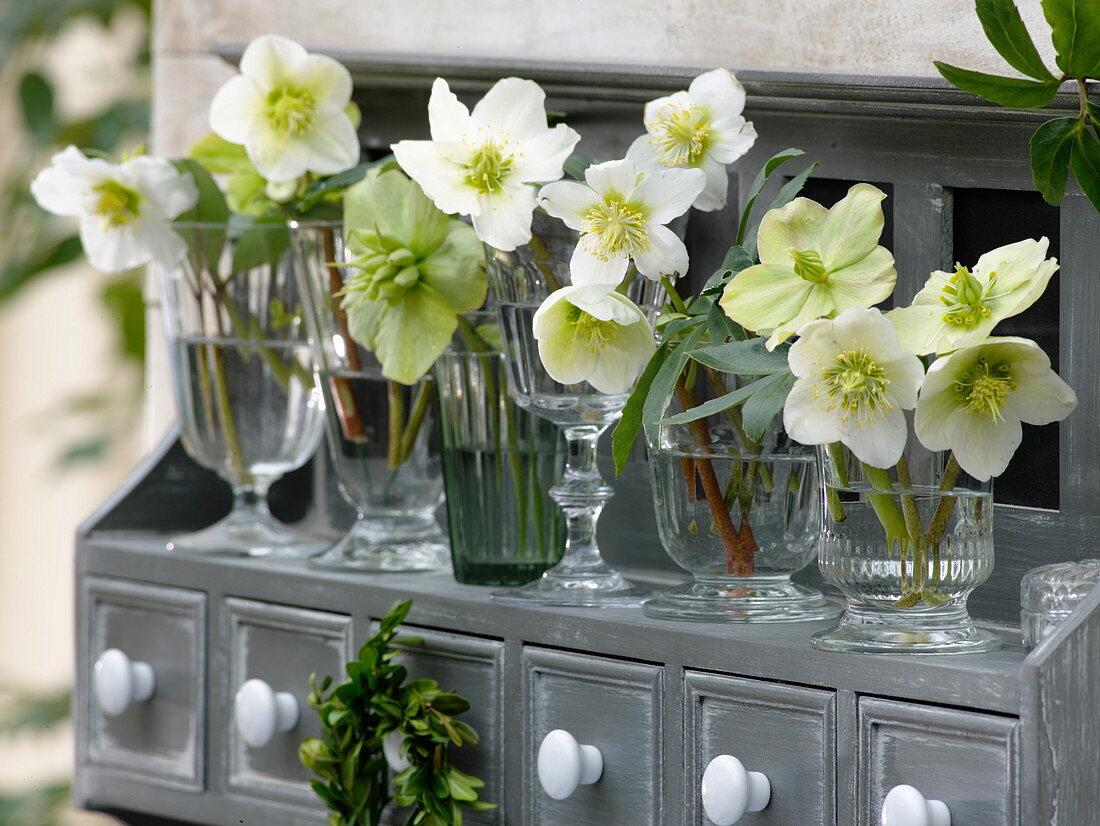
top-left (485, 218), bottom-right (664, 606)
top-left (811, 434), bottom-right (1002, 654)
top-left (156, 221), bottom-right (326, 556)
top-left (292, 222), bottom-right (449, 572)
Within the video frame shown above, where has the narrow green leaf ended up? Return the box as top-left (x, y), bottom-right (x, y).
top-left (1041, 0), bottom-right (1100, 79)
top-left (741, 370), bottom-right (795, 441)
top-left (658, 380), bottom-right (764, 426)
top-left (172, 158), bottom-right (229, 272)
top-left (702, 245), bottom-right (755, 294)
top-left (689, 337), bottom-right (789, 375)
top-left (563, 153), bottom-right (600, 181)
top-left (746, 160), bottom-right (820, 259)
top-left (18, 71), bottom-right (55, 142)
top-left (736, 149), bottom-right (805, 246)
top-left (706, 300), bottom-right (747, 343)
top-left (1070, 124), bottom-right (1100, 212)
top-left (642, 325), bottom-right (708, 444)
top-left (0, 235), bottom-right (82, 302)
top-left (934, 61), bottom-right (1061, 108)
top-left (977, 0), bottom-right (1058, 80)
top-left (1030, 116), bottom-right (1079, 204)
top-left (611, 341), bottom-right (669, 475)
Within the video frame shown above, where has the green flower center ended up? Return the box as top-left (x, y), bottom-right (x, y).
top-left (788, 248), bottom-right (828, 283)
top-left (266, 87), bottom-right (316, 137)
top-left (92, 180), bottom-right (142, 228)
top-left (819, 349), bottom-right (892, 418)
top-left (954, 356), bottom-right (1014, 422)
top-left (465, 141), bottom-right (514, 194)
top-left (343, 236), bottom-right (422, 306)
top-left (650, 103), bottom-right (712, 166)
top-left (568, 304), bottom-right (619, 346)
top-left (582, 197), bottom-right (648, 259)
top-left (939, 264), bottom-right (992, 329)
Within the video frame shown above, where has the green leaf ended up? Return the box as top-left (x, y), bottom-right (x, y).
top-left (702, 245), bottom-right (755, 294)
top-left (301, 159), bottom-right (381, 208)
top-left (736, 148), bottom-right (805, 246)
top-left (611, 342), bottom-right (670, 475)
top-left (1030, 116), bottom-right (1080, 203)
top-left (229, 214), bottom-right (291, 274)
top-left (188, 132), bottom-right (251, 174)
top-left (18, 71), bottom-right (55, 142)
top-left (642, 325), bottom-right (708, 444)
top-left (706, 300), bottom-right (747, 343)
top-left (977, 0), bottom-right (1058, 80)
top-left (689, 337), bottom-right (789, 375)
top-left (658, 380), bottom-right (764, 425)
top-left (933, 61), bottom-right (1061, 108)
top-left (563, 153), bottom-right (598, 181)
top-left (100, 271), bottom-right (146, 364)
top-left (431, 694), bottom-right (472, 715)
top-left (1041, 0), bottom-right (1100, 78)
top-left (0, 235), bottom-right (82, 302)
top-left (747, 161), bottom-right (820, 259)
top-left (1071, 123), bottom-right (1100, 212)
top-left (172, 158), bottom-right (230, 273)
top-left (740, 370), bottom-right (795, 442)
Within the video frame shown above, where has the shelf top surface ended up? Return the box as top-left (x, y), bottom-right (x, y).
top-left (82, 531), bottom-right (1028, 715)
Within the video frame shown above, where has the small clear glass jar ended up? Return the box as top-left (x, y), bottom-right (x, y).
top-left (1020, 559), bottom-right (1100, 649)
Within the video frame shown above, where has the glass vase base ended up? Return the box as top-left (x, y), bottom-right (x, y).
top-left (491, 570), bottom-right (650, 607)
top-left (643, 578), bottom-right (842, 623)
top-left (166, 513), bottom-right (327, 558)
top-left (452, 559), bottom-right (557, 587)
top-left (810, 604), bottom-right (1003, 655)
top-left (308, 516), bottom-right (450, 573)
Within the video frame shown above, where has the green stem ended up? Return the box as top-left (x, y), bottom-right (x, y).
top-left (661, 276), bottom-right (689, 314)
top-left (526, 231), bottom-right (563, 292)
top-left (396, 379), bottom-right (434, 468)
top-left (894, 453), bottom-right (925, 543)
top-left (925, 453), bottom-right (964, 547)
top-left (387, 379), bottom-right (406, 470)
top-left (824, 442), bottom-right (850, 523)
top-left (860, 462), bottom-right (910, 546)
top-left (211, 344), bottom-right (251, 483)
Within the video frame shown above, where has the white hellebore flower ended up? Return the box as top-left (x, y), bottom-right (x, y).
top-left (532, 285), bottom-right (656, 395)
top-left (392, 77), bottom-right (580, 251)
top-left (626, 68), bottom-right (757, 212)
top-left (784, 306), bottom-right (924, 469)
top-left (30, 145), bottom-right (198, 273)
top-left (538, 158), bottom-right (705, 288)
top-left (888, 238), bottom-right (1059, 355)
top-left (915, 337), bottom-right (1076, 481)
top-left (209, 34), bottom-right (359, 184)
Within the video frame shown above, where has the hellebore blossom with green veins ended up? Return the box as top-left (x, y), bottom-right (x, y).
top-left (30, 145), bottom-right (198, 273)
top-left (915, 337), bottom-right (1076, 481)
top-left (532, 285), bottom-right (656, 395)
top-left (392, 77), bottom-right (580, 251)
top-left (887, 237), bottom-right (1059, 356)
top-left (340, 168), bottom-right (486, 385)
top-left (626, 68), bottom-right (757, 212)
top-left (209, 34), bottom-right (360, 184)
top-left (538, 158), bottom-right (705, 287)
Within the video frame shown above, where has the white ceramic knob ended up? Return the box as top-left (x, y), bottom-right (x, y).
top-left (882, 784), bottom-right (951, 826)
top-left (701, 754), bottom-right (771, 824)
top-left (93, 648), bottom-right (155, 717)
top-left (537, 729), bottom-right (603, 800)
top-left (234, 678), bottom-right (299, 748)
top-left (383, 730), bottom-right (411, 772)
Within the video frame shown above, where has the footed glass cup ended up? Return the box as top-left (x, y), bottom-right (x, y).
top-left (156, 221), bottom-right (325, 556)
top-left (485, 221), bottom-right (663, 606)
top-left (292, 222), bottom-right (448, 572)
top-left (646, 414), bottom-right (840, 622)
top-left (812, 437), bottom-right (1002, 654)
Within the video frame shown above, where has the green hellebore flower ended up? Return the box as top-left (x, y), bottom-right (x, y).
top-left (719, 183), bottom-right (897, 350)
top-left (341, 168), bottom-right (487, 384)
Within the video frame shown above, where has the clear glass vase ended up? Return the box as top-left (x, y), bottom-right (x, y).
top-left (645, 410), bottom-right (840, 622)
top-left (485, 215), bottom-right (665, 606)
top-left (811, 437), bottom-right (1002, 654)
top-left (292, 222), bottom-right (448, 572)
top-left (433, 314), bottom-right (567, 585)
top-left (156, 221), bottom-right (326, 556)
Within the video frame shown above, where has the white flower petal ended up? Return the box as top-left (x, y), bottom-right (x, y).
top-left (887, 304), bottom-right (949, 356)
top-left (707, 118), bottom-right (757, 165)
top-left (471, 184), bottom-right (538, 251)
top-left (427, 78), bottom-right (472, 141)
top-left (625, 133), bottom-right (662, 173)
top-left (946, 412), bottom-right (1021, 481)
top-left (584, 159), bottom-right (639, 199)
top-left (138, 220), bottom-right (190, 268)
top-left (786, 316), bottom-right (837, 377)
top-left (818, 183), bottom-right (888, 272)
top-left (641, 91), bottom-right (692, 130)
top-left (209, 75), bottom-right (264, 144)
top-left (632, 223), bottom-right (689, 280)
top-left (296, 53), bottom-right (353, 107)
top-left (840, 404), bottom-right (908, 469)
top-left (586, 324), bottom-right (654, 394)
top-left (392, 140), bottom-right (480, 216)
top-left (471, 77), bottom-right (550, 139)
top-left (127, 156), bottom-right (199, 218)
top-left (755, 197), bottom-right (829, 267)
top-left (633, 167), bottom-right (706, 225)
top-left (693, 156), bottom-right (729, 212)
top-left (244, 124), bottom-right (307, 183)
top-left (687, 68), bottom-right (746, 117)
top-left (1006, 370), bottom-right (1077, 425)
top-left (538, 180), bottom-right (600, 230)
top-left (569, 240), bottom-right (629, 287)
top-left (287, 106), bottom-right (360, 178)
top-left (29, 146), bottom-right (92, 216)
top-left (511, 124), bottom-right (580, 183)
top-left (828, 306), bottom-right (906, 365)
top-left (239, 34), bottom-right (308, 88)
top-left (80, 222), bottom-right (148, 273)
top-left (566, 286), bottom-right (645, 324)
top-left (783, 380), bottom-right (843, 445)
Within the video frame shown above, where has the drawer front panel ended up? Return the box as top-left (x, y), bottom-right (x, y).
top-left (523, 647), bottom-right (663, 826)
top-left (395, 627), bottom-right (505, 825)
top-left (858, 697), bottom-right (1018, 826)
top-left (84, 577), bottom-right (205, 791)
top-left (685, 671), bottom-right (836, 825)
top-left (225, 598), bottom-right (352, 804)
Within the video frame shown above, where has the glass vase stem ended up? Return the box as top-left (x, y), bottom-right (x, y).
top-left (552, 425), bottom-right (613, 575)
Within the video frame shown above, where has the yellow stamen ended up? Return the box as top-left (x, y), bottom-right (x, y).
top-left (581, 198), bottom-right (648, 259)
top-left (649, 103), bottom-right (712, 166)
top-left (954, 356), bottom-right (1014, 422)
top-left (464, 141), bottom-right (514, 194)
top-left (92, 180), bottom-right (142, 228)
top-left (266, 86), bottom-right (317, 137)
top-left (818, 348), bottom-right (892, 424)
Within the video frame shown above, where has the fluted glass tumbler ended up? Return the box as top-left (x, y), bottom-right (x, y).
top-left (156, 221), bottom-right (325, 556)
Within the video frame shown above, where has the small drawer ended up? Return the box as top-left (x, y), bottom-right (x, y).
top-left (685, 671), bottom-right (836, 825)
top-left (858, 697), bottom-right (1018, 826)
top-left (522, 647), bottom-right (663, 826)
top-left (223, 598), bottom-right (352, 807)
top-left (83, 576), bottom-right (205, 791)
top-left (394, 627), bottom-right (505, 824)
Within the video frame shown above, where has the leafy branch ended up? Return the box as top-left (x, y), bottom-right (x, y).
top-left (935, 0), bottom-right (1100, 211)
top-left (300, 600), bottom-right (492, 826)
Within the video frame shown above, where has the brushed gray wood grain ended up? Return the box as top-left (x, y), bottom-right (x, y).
top-left (858, 697), bottom-right (1018, 826)
top-left (522, 647), bottom-right (664, 826)
top-left (684, 671), bottom-right (836, 825)
top-left (82, 577), bottom-right (205, 792)
top-left (222, 598), bottom-right (352, 813)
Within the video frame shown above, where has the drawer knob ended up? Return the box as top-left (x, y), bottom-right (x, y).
top-left (234, 678), bottom-right (299, 748)
top-left (93, 648), bottom-right (155, 717)
top-left (383, 730), bottom-right (411, 772)
top-left (701, 754), bottom-right (771, 824)
top-left (882, 784), bottom-right (951, 826)
top-left (537, 729), bottom-right (603, 800)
